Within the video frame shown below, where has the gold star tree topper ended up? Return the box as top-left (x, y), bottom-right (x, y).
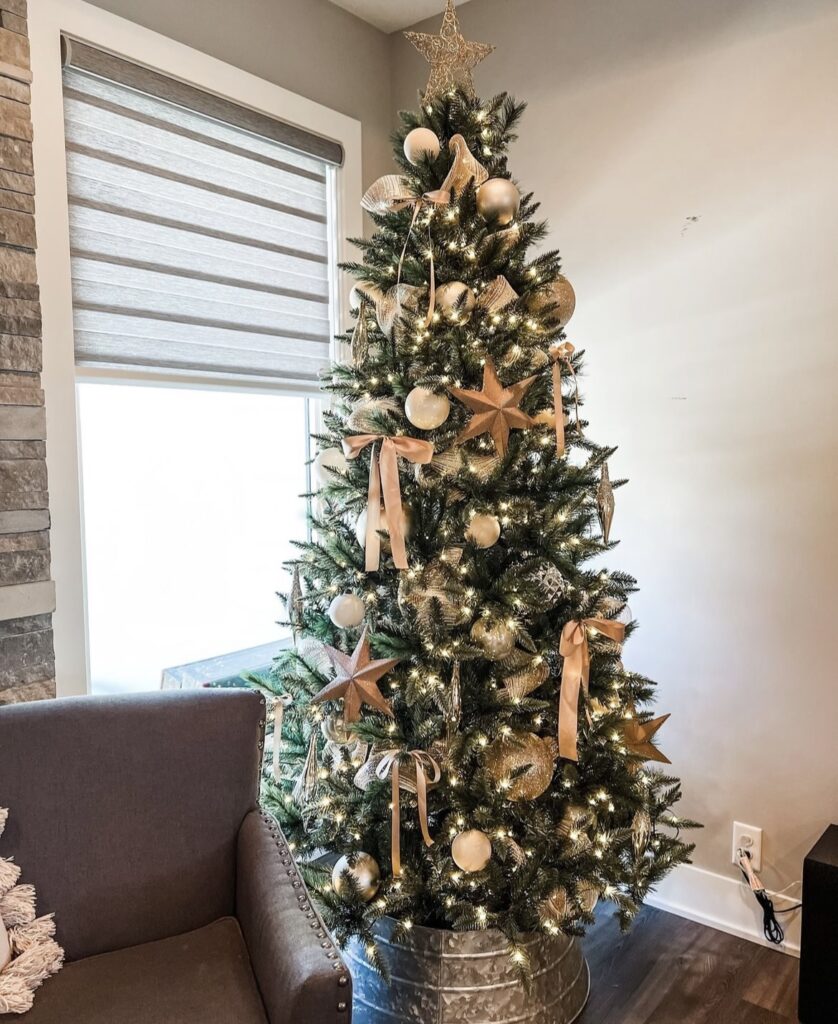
top-left (621, 713), bottom-right (672, 764)
top-left (312, 627), bottom-right (398, 725)
top-left (449, 357), bottom-right (537, 457)
top-left (405, 0), bottom-right (495, 103)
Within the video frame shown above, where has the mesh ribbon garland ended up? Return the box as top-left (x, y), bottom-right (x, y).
top-left (375, 750), bottom-right (441, 877)
top-left (549, 341), bottom-right (579, 456)
top-left (342, 434), bottom-right (434, 571)
top-left (558, 618), bottom-right (625, 761)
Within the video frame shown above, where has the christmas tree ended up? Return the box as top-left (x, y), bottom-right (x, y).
top-left (258, 2), bottom-right (698, 979)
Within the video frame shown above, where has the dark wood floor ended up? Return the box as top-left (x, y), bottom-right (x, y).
top-left (579, 906), bottom-right (800, 1023)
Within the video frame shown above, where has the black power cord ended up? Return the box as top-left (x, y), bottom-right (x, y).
top-left (737, 849), bottom-right (802, 945)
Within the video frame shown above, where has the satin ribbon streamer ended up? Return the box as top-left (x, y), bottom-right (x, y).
top-left (375, 749), bottom-right (441, 877)
top-left (549, 341), bottom-right (580, 456)
top-left (397, 189), bottom-right (451, 328)
top-left (342, 434), bottom-right (434, 571)
top-left (558, 617), bottom-right (626, 761)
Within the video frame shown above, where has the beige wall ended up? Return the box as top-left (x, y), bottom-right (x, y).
top-left (87, 0), bottom-right (392, 182)
top-left (392, 0), bottom-right (838, 893)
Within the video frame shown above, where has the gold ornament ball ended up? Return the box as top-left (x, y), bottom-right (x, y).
top-left (476, 178), bottom-right (520, 226)
top-left (403, 127), bottom-right (441, 165)
top-left (529, 275), bottom-right (576, 328)
top-left (435, 281), bottom-right (476, 322)
top-left (451, 829), bottom-right (492, 873)
top-left (485, 731), bottom-right (556, 801)
top-left (405, 387), bottom-right (451, 430)
top-left (332, 852), bottom-right (380, 902)
top-left (327, 593), bottom-right (365, 629)
top-left (470, 617), bottom-right (515, 659)
top-left (576, 881), bottom-right (599, 915)
top-left (313, 446), bottom-right (348, 487)
top-left (465, 513), bottom-right (501, 548)
top-left (355, 505), bottom-right (413, 550)
top-left (540, 887), bottom-right (571, 925)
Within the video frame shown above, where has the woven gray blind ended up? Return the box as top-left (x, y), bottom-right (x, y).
top-left (61, 42), bottom-right (336, 387)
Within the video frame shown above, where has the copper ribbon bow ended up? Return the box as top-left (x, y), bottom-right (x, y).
top-left (558, 618), bottom-right (626, 761)
top-left (549, 341), bottom-right (580, 455)
top-left (397, 189), bottom-right (451, 328)
top-left (342, 435), bottom-right (434, 571)
top-left (375, 749), bottom-right (440, 877)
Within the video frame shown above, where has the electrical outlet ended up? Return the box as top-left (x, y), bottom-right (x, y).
top-left (732, 821), bottom-right (763, 872)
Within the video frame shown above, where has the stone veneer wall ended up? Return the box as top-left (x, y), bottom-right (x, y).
top-left (0, 0), bottom-right (56, 703)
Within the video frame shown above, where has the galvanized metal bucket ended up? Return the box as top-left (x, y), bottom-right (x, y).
top-left (346, 917), bottom-right (589, 1024)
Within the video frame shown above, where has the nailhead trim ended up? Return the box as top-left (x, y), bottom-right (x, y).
top-left (257, 806), bottom-right (350, 1019)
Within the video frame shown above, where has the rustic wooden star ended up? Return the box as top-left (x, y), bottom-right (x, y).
top-left (404, 0), bottom-right (494, 103)
top-left (621, 713), bottom-right (672, 764)
top-left (449, 357), bottom-right (537, 456)
top-left (312, 627), bottom-right (398, 725)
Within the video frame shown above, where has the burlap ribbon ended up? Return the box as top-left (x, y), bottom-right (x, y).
top-left (558, 618), bottom-right (626, 761)
top-left (375, 749), bottom-right (440, 877)
top-left (397, 189), bottom-right (451, 328)
top-left (342, 434), bottom-right (434, 571)
top-left (549, 341), bottom-right (580, 456)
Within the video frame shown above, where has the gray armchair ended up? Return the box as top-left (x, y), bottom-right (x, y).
top-left (0, 689), bottom-right (351, 1023)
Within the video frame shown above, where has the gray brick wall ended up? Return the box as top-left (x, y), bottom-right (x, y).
top-left (0, 0), bottom-right (56, 704)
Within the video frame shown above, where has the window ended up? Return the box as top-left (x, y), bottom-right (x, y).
top-left (61, 40), bottom-right (342, 692)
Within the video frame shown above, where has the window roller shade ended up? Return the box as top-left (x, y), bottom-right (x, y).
top-left (61, 38), bottom-right (338, 387)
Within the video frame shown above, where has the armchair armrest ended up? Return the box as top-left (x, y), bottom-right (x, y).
top-left (236, 809), bottom-right (352, 1023)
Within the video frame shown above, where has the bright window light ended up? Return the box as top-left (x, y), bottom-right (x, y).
top-left (77, 382), bottom-right (309, 693)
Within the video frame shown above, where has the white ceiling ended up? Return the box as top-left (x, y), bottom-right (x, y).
top-left (327, 0), bottom-right (473, 34)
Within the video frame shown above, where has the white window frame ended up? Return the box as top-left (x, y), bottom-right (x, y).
top-left (29, 0), bottom-right (363, 698)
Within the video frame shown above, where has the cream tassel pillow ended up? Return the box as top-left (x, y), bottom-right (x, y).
top-left (0, 809), bottom-right (64, 1014)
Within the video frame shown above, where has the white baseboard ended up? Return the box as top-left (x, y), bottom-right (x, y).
top-left (644, 862), bottom-right (801, 957)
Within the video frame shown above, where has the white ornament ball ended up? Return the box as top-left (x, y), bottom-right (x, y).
top-left (451, 829), bottom-right (492, 873)
top-left (476, 178), bottom-right (520, 226)
top-left (328, 593), bottom-right (365, 629)
top-left (405, 387), bottom-right (450, 430)
top-left (435, 281), bottom-right (476, 322)
top-left (470, 618), bottom-right (516, 660)
top-left (466, 513), bottom-right (501, 548)
top-left (332, 852), bottom-right (380, 902)
top-left (403, 127), bottom-right (441, 166)
top-left (349, 282), bottom-right (384, 311)
top-left (355, 505), bottom-right (412, 549)
top-left (313, 447), bottom-right (348, 487)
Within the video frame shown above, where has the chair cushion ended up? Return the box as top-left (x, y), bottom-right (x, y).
top-left (3, 918), bottom-right (268, 1024)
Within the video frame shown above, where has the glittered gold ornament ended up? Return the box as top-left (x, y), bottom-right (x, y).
top-left (621, 713), bottom-right (672, 764)
top-left (347, 395), bottom-right (402, 433)
top-left (465, 512), bottom-right (501, 548)
top-left (557, 804), bottom-right (593, 855)
top-left (476, 178), bottom-right (520, 226)
top-left (470, 617), bottom-right (516, 660)
top-left (440, 134), bottom-right (488, 194)
top-left (403, 127), bottom-right (441, 165)
top-left (484, 731), bottom-right (557, 801)
top-left (502, 656), bottom-right (549, 701)
top-left (528, 275), bottom-right (576, 328)
top-left (477, 275), bottom-right (518, 312)
top-left (596, 462), bottom-right (615, 544)
top-left (540, 887), bottom-right (571, 925)
top-left (404, 0), bottom-right (494, 103)
top-left (435, 281), bottom-right (476, 322)
top-left (577, 881), bottom-right (600, 915)
top-left (451, 829), bottom-right (492, 872)
top-left (405, 387), bottom-right (451, 430)
top-left (398, 556), bottom-right (467, 629)
top-left (449, 357), bottom-right (537, 457)
top-left (332, 852), bottom-right (380, 902)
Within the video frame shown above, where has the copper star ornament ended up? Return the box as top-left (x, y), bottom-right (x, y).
top-left (449, 357), bottom-right (537, 456)
top-left (621, 713), bottom-right (672, 764)
top-left (405, 0), bottom-right (495, 103)
top-left (312, 627), bottom-right (398, 725)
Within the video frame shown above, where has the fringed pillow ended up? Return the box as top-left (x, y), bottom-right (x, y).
top-left (0, 808), bottom-right (64, 1014)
